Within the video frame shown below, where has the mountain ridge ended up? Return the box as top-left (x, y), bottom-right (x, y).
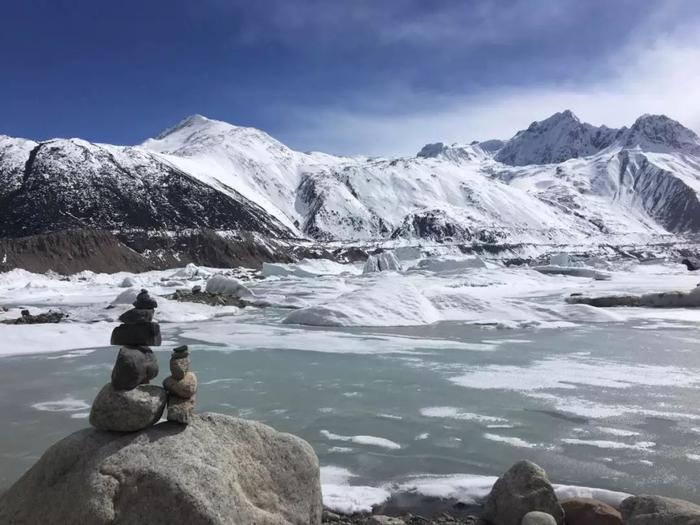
top-left (1, 111), bottom-right (699, 249)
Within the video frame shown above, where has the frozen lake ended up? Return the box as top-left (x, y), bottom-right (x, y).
top-left (1, 255), bottom-right (700, 511)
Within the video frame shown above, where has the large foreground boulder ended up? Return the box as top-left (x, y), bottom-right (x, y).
top-left (483, 460), bottom-right (564, 525)
top-left (621, 495), bottom-right (700, 524)
top-left (0, 412), bottom-right (322, 525)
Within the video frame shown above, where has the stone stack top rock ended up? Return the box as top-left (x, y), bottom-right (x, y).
top-left (173, 344), bottom-right (189, 357)
top-left (133, 288), bottom-right (158, 309)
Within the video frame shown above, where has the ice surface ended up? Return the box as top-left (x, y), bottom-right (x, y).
top-left (283, 278), bottom-right (440, 327)
top-left (263, 259), bottom-right (361, 278)
top-left (482, 433), bottom-right (545, 449)
top-left (321, 430), bottom-right (401, 450)
top-left (31, 397), bottom-right (91, 412)
top-left (561, 438), bottom-right (655, 451)
top-left (420, 407), bottom-right (509, 424)
top-left (450, 356), bottom-right (699, 391)
top-left (320, 466), bottom-right (391, 514)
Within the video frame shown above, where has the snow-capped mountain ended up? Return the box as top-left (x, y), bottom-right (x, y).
top-left (1, 111), bottom-right (700, 248)
top-left (492, 110), bottom-right (622, 166)
top-left (142, 114), bottom-right (348, 235)
top-left (0, 135), bottom-right (290, 238)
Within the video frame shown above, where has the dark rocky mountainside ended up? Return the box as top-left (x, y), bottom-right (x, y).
top-left (0, 138), bottom-right (290, 239)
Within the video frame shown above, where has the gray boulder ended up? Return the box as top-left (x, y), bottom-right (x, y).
top-left (483, 461), bottom-right (564, 525)
top-left (89, 383), bottom-right (167, 432)
top-left (0, 412), bottom-right (322, 525)
top-left (621, 495), bottom-right (700, 524)
top-left (522, 511), bottom-right (557, 525)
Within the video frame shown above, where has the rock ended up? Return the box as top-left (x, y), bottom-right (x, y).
top-left (522, 511), bottom-right (557, 525)
top-left (367, 516), bottom-right (406, 525)
top-left (205, 274), bottom-right (254, 298)
top-left (89, 383), bottom-right (167, 432)
top-left (118, 308), bottom-right (154, 324)
top-left (681, 258), bottom-right (700, 271)
top-left (167, 395), bottom-right (196, 424)
top-left (567, 286), bottom-right (700, 308)
top-left (170, 353), bottom-right (190, 380)
top-left (110, 321), bottom-right (162, 346)
top-left (621, 495), bottom-right (700, 525)
top-left (111, 346), bottom-right (159, 390)
top-left (133, 288), bottom-right (158, 309)
top-left (192, 284), bottom-right (202, 294)
top-left (561, 498), bottom-right (622, 525)
top-left (173, 344), bottom-right (189, 356)
top-left (0, 309), bottom-right (66, 325)
top-left (0, 413), bottom-right (323, 524)
top-left (163, 372), bottom-right (198, 399)
top-left (483, 460), bottom-right (564, 525)
top-left (322, 510), bottom-right (342, 522)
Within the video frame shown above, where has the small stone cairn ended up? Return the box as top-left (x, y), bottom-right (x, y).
top-left (89, 289), bottom-right (197, 431)
top-left (163, 345), bottom-right (198, 423)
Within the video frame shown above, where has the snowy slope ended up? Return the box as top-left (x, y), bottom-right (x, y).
top-left (142, 115), bottom-right (349, 234)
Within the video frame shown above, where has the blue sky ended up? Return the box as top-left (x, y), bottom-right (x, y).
top-left (2, 0), bottom-right (700, 155)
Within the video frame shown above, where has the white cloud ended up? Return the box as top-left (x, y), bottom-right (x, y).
top-left (282, 24), bottom-right (700, 157)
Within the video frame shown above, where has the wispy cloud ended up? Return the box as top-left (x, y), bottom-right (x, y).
top-left (278, 11), bottom-right (700, 156)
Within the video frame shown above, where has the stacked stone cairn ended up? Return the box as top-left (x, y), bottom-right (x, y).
top-left (90, 289), bottom-right (169, 431)
top-left (163, 345), bottom-right (198, 423)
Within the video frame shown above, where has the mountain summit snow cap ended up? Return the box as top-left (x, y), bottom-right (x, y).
top-left (623, 114), bottom-right (700, 154)
top-left (153, 114), bottom-right (214, 140)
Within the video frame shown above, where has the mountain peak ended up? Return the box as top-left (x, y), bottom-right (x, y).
top-left (496, 110), bottom-right (619, 166)
top-left (154, 114), bottom-right (219, 140)
top-left (526, 110), bottom-right (580, 132)
top-left (624, 114), bottom-right (700, 153)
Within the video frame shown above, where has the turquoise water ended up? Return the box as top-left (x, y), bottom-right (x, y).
top-left (1, 321), bottom-right (700, 502)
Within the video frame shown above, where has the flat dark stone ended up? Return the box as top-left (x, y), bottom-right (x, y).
top-left (173, 344), bottom-right (189, 356)
top-left (118, 308), bottom-right (154, 324)
top-left (111, 346), bottom-right (159, 390)
top-left (110, 322), bottom-right (161, 347)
